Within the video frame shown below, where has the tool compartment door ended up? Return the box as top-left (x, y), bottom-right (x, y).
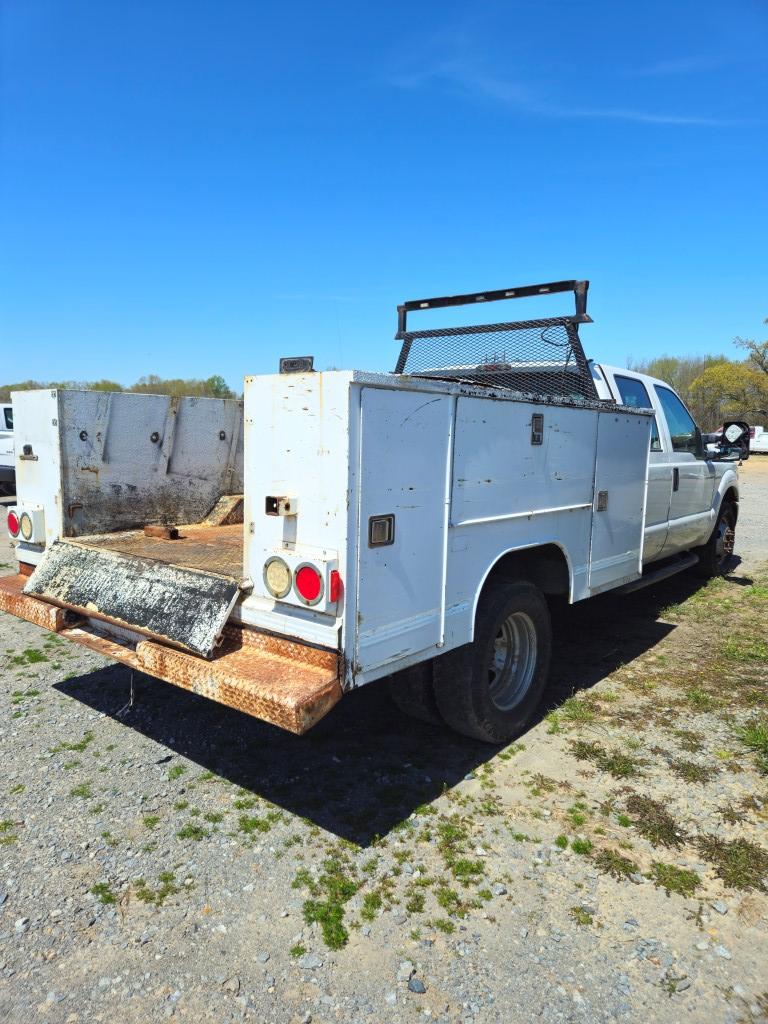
top-left (589, 410), bottom-right (651, 593)
top-left (355, 388), bottom-right (452, 672)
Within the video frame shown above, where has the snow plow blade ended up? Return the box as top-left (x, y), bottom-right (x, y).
top-left (22, 540), bottom-right (241, 658)
top-left (0, 573), bottom-right (342, 734)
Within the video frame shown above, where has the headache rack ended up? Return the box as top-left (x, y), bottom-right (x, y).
top-left (394, 279), bottom-right (600, 404)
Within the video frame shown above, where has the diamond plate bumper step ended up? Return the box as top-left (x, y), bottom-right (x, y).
top-left (0, 573), bottom-right (342, 734)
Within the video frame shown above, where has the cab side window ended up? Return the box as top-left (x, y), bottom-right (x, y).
top-left (655, 386), bottom-right (698, 455)
top-left (4, 408), bottom-right (12, 430)
top-left (614, 375), bottom-right (661, 452)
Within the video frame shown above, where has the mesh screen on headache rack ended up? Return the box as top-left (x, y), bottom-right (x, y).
top-left (393, 280), bottom-right (600, 404)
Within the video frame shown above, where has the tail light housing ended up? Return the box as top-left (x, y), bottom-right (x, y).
top-left (294, 564), bottom-right (323, 606)
top-left (7, 509), bottom-right (20, 537)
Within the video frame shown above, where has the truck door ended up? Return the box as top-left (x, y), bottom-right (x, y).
top-left (355, 387), bottom-right (452, 673)
top-left (589, 409), bottom-right (651, 593)
top-left (609, 373), bottom-right (671, 563)
top-left (653, 384), bottom-right (716, 553)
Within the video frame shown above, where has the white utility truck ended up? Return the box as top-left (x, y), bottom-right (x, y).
top-left (0, 403), bottom-right (14, 497)
top-left (1, 281), bottom-right (745, 742)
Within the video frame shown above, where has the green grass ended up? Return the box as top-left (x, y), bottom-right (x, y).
top-left (238, 813), bottom-right (273, 835)
top-left (570, 740), bottom-right (641, 779)
top-left (555, 834), bottom-right (569, 849)
top-left (177, 822), bottom-right (210, 841)
top-left (361, 891), bottom-right (382, 922)
top-left (721, 636), bottom-right (768, 663)
top-left (0, 820), bottom-right (18, 845)
top-left (300, 855), bottom-right (360, 950)
top-left (405, 891), bottom-right (425, 914)
top-left (135, 871), bottom-right (179, 906)
top-left (69, 782), bottom-right (93, 799)
top-left (569, 906), bottom-right (594, 926)
top-left (431, 917), bottom-right (456, 934)
top-left (168, 765), bottom-right (186, 780)
top-left (290, 943), bottom-right (307, 958)
top-left (571, 838), bottom-right (593, 855)
top-left (204, 811), bottom-right (224, 824)
top-left (10, 648), bottom-right (48, 666)
top-left (49, 730), bottom-right (94, 754)
top-left (592, 848), bottom-right (637, 880)
top-left (735, 718), bottom-right (768, 773)
top-left (684, 688), bottom-right (716, 711)
top-left (696, 835), bottom-right (768, 892)
top-left (9, 783), bottom-right (25, 794)
top-left (650, 862), bottom-right (700, 897)
top-left (173, 799), bottom-right (189, 811)
top-left (11, 688), bottom-right (41, 704)
top-left (90, 882), bottom-right (116, 905)
top-left (143, 815), bottom-right (161, 830)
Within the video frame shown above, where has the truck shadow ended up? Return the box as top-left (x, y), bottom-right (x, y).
top-left (54, 567), bottom-right (742, 847)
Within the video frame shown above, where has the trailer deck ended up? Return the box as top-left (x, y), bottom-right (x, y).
top-left (78, 522), bottom-right (245, 581)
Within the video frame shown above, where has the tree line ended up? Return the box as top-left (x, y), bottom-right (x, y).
top-left (0, 374), bottom-right (236, 403)
top-left (630, 318), bottom-right (768, 429)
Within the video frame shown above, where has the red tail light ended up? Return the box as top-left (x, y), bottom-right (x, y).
top-left (294, 564), bottom-right (323, 605)
top-left (329, 569), bottom-right (342, 603)
top-left (7, 510), bottom-right (20, 537)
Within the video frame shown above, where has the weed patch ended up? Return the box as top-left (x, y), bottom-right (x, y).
top-left (570, 740), bottom-right (641, 779)
top-left (135, 871), bottom-right (180, 906)
top-left (696, 835), bottom-right (768, 892)
top-left (669, 759), bottom-right (714, 785)
top-left (650, 862), bottom-right (700, 897)
top-left (300, 853), bottom-right (360, 950)
top-left (91, 882), bottom-right (116, 905)
top-left (569, 906), bottom-right (594, 926)
top-left (735, 718), bottom-right (768, 773)
top-left (592, 848), bottom-right (637, 880)
top-left (625, 794), bottom-right (685, 848)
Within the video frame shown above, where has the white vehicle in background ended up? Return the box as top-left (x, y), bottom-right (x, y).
top-left (0, 403), bottom-right (14, 497)
top-left (0, 280), bottom-right (747, 743)
top-left (750, 425), bottom-right (768, 454)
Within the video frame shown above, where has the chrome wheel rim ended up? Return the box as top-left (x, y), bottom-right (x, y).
top-left (715, 516), bottom-right (735, 567)
top-left (488, 611), bottom-right (538, 711)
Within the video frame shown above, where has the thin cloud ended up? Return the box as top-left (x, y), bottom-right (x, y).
top-left (627, 55), bottom-right (729, 78)
top-left (392, 62), bottom-right (757, 128)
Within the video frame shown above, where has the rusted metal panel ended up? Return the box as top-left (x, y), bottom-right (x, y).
top-left (136, 635), bottom-right (341, 734)
top-left (59, 620), bottom-right (341, 734)
top-left (80, 523), bottom-right (243, 579)
top-left (23, 541), bottom-right (241, 658)
top-left (0, 574), bottom-right (70, 632)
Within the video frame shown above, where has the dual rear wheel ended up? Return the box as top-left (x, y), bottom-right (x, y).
top-left (389, 581), bottom-right (552, 744)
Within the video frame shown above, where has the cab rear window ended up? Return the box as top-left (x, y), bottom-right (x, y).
top-left (614, 376), bottom-right (661, 452)
top-left (3, 408), bottom-right (11, 430)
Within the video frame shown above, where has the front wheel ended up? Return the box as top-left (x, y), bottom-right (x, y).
top-left (694, 502), bottom-right (736, 578)
top-left (433, 581), bottom-right (552, 743)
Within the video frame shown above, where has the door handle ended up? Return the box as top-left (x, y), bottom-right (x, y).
top-left (673, 467), bottom-right (679, 492)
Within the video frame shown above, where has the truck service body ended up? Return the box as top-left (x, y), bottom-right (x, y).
top-left (0, 282), bottom-right (742, 742)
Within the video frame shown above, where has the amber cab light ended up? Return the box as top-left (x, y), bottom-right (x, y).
top-left (7, 510), bottom-right (20, 537)
top-left (294, 564), bottom-right (323, 605)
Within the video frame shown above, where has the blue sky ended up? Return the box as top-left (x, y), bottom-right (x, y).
top-left (1, 1), bottom-right (766, 391)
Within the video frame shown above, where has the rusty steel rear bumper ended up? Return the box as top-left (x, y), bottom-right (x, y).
top-left (0, 574), bottom-right (342, 734)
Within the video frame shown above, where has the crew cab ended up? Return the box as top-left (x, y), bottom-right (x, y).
top-left (0, 281), bottom-right (746, 744)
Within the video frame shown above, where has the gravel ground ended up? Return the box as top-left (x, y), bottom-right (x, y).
top-left (1, 463), bottom-right (767, 1024)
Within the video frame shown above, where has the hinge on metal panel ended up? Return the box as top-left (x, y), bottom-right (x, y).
top-left (596, 490), bottom-right (609, 511)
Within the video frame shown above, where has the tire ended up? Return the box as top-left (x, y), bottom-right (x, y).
top-left (388, 661), bottom-right (443, 726)
top-left (433, 580), bottom-right (552, 743)
top-left (694, 502), bottom-right (736, 578)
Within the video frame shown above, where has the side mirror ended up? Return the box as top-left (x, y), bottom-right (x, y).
top-left (694, 426), bottom-right (705, 459)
